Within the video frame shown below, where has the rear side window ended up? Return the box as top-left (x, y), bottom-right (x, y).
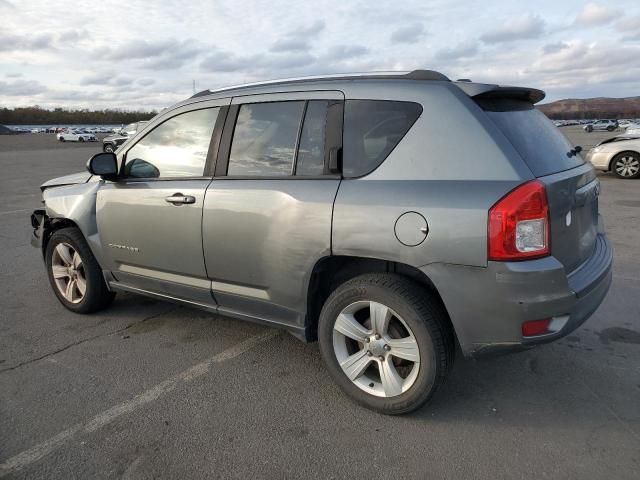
top-left (296, 100), bottom-right (328, 176)
top-left (343, 100), bottom-right (422, 177)
top-left (228, 102), bottom-right (305, 176)
top-left (478, 98), bottom-right (584, 177)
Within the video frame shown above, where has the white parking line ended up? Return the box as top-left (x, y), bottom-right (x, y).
top-left (0, 329), bottom-right (279, 477)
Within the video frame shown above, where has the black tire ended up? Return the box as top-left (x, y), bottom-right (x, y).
top-left (318, 273), bottom-right (454, 415)
top-left (45, 227), bottom-right (115, 313)
top-left (103, 143), bottom-right (114, 153)
top-left (586, 125), bottom-right (593, 132)
top-left (607, 126), bottom-right (615, 132)
top-left (59, 137), bottom-right (65, 142)
top-left (79, 137), bottom-right (85, 142)
top-left (611, 151), bottom-right (640, 179)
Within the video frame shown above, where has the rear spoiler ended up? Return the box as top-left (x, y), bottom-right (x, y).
top-left (454, 81), bottom-right (545, 104)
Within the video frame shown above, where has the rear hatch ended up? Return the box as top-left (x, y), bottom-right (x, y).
top-left (475, 92), bottom-right (598, 274)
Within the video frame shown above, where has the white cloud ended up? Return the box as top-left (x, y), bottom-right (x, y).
top-left (480, 13), bottom-right (545, 43)
top-left (574, 3), bottom-right (620, 27)
top-left (617, 15), bottom-right (640, 40)
top-left (1, 0), bottom-right (639, 110)
top-left (390, 23), bottom-right (425, 44)
top-left (435, 42), bottom-right (478, 60)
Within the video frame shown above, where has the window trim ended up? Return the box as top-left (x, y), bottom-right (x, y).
top-left (216, 98), bottom-right (344, 179)
top-left (118, 105), bottom-right (225, 182)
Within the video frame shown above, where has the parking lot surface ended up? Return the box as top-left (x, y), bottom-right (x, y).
top-left (1, 128), bottom-right (639, 479)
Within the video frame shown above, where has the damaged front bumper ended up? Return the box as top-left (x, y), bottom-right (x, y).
top-left (30, 209), bottom-right (48, 249)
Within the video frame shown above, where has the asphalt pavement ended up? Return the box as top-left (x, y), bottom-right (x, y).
top-left (0, 128), bottom-right (638, 479)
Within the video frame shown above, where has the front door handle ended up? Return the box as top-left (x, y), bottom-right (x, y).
top-left (165, 193), bottom-right (196, 205)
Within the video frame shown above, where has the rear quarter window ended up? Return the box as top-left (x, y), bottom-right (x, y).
top-left (343, 100), bottom-right (422, 178)
top-left (477, 98), bottom-right (584, 177)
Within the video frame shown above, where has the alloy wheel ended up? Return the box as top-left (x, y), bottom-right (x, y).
top-left (332, 300), bottom-right (420, 398)
top-left (615, 155), bottom-right (640, 178)
top-left (51, 242), bottom-right (87, 304)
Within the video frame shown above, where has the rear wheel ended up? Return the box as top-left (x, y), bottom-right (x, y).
top-left (318, 273), bottom-right (453, 415)
top-left (59, 137), bottom-right (65, 142)
top-left (45, 228), bottom-right (115, 313)
top-left (607, 126), bottom-right (615, 131)
top-left (612, 151), bottom-right (640, 179)
top-left (79, 137), bottom-right (85, 142)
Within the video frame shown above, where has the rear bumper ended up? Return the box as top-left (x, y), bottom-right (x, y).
top-left (422, 233), bottom-right (613, 358)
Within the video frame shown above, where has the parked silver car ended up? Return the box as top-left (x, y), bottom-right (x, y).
top-left (584, 119), bottom-right (618, 132)
top-left (31, 70), bottom-right (612, 414)
top-left (586, 135), bottom-right (640, 179)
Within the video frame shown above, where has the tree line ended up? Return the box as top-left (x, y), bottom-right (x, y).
top-left (0, 106), bottom-right (157, 125)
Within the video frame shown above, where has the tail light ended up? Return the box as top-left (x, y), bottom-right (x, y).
top-left (488, 180), bottom-right (550, 261)
top-left (522, 318), bottom-right (551, 337)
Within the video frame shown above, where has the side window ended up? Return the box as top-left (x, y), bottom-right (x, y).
top-left (342, 100), bottom-right (422, 178)
top-left (228, 102), bottom-right (305, 176)
top-left (296, 100), bottom-right (328, 176)
top-left (124, 108), bottom-right (219, 179)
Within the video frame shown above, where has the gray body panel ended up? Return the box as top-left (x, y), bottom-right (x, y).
top-left (96, 179), bottom-right (214, 305)
top-left (33, 73), bottom-right (612, 356)
top-left (202, 178), bottom-right (339, 330)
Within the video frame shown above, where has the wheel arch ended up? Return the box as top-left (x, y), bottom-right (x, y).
top-left (41, 217), bottom-right (81, 255)
top-left (41, 181), bottom-right (106, 267)
top-left (608, 150), bottom-right (640, 172)
top-left (304, 255), bottom-right (459, 349)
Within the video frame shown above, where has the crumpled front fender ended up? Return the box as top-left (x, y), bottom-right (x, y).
top-left (41, 181), bottom-right (106, 267)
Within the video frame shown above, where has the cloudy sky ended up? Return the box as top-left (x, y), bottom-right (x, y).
top-left (1, 0), bottom-right (639, 111)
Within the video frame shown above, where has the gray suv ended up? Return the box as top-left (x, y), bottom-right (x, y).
top-left (31, 70), bottom-right (612, 414)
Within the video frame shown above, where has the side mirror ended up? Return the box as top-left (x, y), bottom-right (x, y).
top-left (87, 152), bottom-right (118, 180)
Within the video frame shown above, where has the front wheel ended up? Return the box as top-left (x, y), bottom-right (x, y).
top-left (79, 137), bottom-right (85, 142)
top-left (318, 274), bottom-right (454, 415)
top-left (59, 137), bottom-right (65, 142)
top-left (45, 228), bottom-right (115, 313)
top-left (612, 151), bottom-right (640, 179)
top-left (103, 143), bottom-right (115, 153)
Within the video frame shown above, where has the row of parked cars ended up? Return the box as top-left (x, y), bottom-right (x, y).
top-left (56, 123), bottom-right (150, 144)
top-left (554, 118), bottom-right (640, 133)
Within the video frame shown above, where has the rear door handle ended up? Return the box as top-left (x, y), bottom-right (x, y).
top-left (165, 193), bottom-right (196, 205)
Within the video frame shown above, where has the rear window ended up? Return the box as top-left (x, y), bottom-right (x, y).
top-left (477, 98), bottom-right (584, 177)
top-left (343, 100), bottom-right (422, 177)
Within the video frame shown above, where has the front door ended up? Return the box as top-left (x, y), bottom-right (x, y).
top-left (97, 101), bottom-right (228, 305)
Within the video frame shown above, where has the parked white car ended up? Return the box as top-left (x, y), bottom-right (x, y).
top-left (624, 124), bottom-right (640, 135)
top-left (56, 130), bottom-right (97, 142)
top-left (586, 136), bottom-right (640, 179)
top-left (584, 119), bottom-right (619, 132)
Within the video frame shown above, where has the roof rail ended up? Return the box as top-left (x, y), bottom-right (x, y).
top-left (189, 69), bottom-right (449, 98)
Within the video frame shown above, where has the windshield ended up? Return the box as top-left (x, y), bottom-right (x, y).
top-left (123, 123), bottom-right (137, 134)
top-left (477, 98), bottom-right (585, 177)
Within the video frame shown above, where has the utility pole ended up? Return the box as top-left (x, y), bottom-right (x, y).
top-left (192, 79), bottom-right (196, 95)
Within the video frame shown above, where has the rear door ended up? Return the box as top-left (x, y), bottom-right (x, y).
top-left (202, 91), bottom-right (344, 329)
top-left (478, 97), bottom-right (599, 273)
